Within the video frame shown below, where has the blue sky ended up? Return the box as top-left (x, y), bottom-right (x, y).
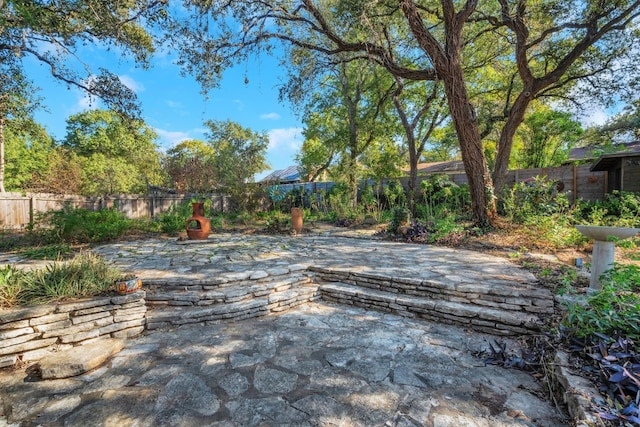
top-left (26, 45), bottom-right (303, 180)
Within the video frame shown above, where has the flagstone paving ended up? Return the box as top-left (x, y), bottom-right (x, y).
top-left (0, 230), bottom-right (571, 426)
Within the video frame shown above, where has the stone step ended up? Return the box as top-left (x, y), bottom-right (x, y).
top-left (310, 266), bottom-right (554, 316)
top-left (319, 281), bottom-right (544, 335)
top-left (145, 283), bottom-right (321, 329)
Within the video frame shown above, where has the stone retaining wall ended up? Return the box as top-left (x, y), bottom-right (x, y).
top-left (312, 267), bottom-right (553, 335)
top-left (0, 292), bottom-right (146, 368)
top-left (142, 270), bottom-right (320, 329)
top-left (0, 264), bottom-right (556, 368)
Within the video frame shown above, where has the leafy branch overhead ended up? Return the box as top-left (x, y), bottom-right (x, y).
top-left (0, 0), bottom-right (171, 118)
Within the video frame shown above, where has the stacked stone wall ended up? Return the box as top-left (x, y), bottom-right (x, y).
top-left (142, 270), bottom-right (320, 329)
top-left (0, 292), bottom-right (146, 368)
top-left (313, 267), bottom-right (553, 335)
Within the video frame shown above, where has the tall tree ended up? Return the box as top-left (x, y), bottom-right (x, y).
top-left (294, 60), bottom-right (395, 207)
top-left (392, 77), bottom-right (448, 213)
top-left (3, 118), bottom-right (53, 191)
top-left (513, 109), bottom-right (584, 169)
top-left (176, 0), bottom-right (640, 227)
top-left (62, 110), bottom-right (164, 195)
top-left (0, 65), bottom-right (40, 192)
top-left (204, 119), bottom-right (269, 210)
top-left (164, 139), bottom-right (217, 193)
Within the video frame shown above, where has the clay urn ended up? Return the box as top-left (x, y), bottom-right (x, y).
top-left (186, 202), bottom-right (211, 240)
top-left (291, 207), bottom-right (303, 234)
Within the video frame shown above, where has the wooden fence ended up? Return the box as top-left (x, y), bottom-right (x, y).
top-left (0, 164), bottom-right (607, 229)
top-left (0, 193), bottom-right (231, 230)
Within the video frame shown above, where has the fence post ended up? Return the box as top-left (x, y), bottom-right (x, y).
top-left (29, 195), bottom-right (35, 228)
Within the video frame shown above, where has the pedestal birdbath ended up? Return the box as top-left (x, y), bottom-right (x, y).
top-left (575, 225), bottom-right (639, 291)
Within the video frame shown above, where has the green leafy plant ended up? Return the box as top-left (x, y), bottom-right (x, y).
top-left (19, 243), bottom-right (71, 260)
top-left (500, 176), bottom-right (569, 223)
top-left (16, 252), bottom-right (123, 306)
top-left (0, 265), bottom-right (25, 307)
top-left (35, 205), bottom-right (132, 243)
top-left (562, 264), bottom-right (640, 341)
top-left (0, 253), bottom-right (123, 307)
top-left (577, 191), bottom-right (640, 228)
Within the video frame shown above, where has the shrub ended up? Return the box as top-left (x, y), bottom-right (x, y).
top-left (417, 175), bottom-right (471, 221)
top-left (0, 265), bottom-right (25, 307)
top-left (562, 264), bottom-right (640, 341)
top-left (35, 205), bottom-right (132, 243)
top-left (577, 191), bottom-right (640, 227)
top-left (500, 176), bottom-right (569, 222)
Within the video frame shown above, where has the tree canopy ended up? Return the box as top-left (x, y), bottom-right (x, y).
top-left (61, 110), bottom-right (164, 195)
top-left (175, 0), bottom-right (640, 227)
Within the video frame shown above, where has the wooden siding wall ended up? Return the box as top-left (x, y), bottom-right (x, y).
top-left (624, 157), bottom-right (640, 193)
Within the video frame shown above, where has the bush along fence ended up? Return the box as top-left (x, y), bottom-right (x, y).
top-left (0, 164), bottom-right (606, 229)
top-left (0, 292), bottom-right (146, 368)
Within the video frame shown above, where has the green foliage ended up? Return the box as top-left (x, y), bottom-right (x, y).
top-left (61, 110), bottom-right (165, 195)
top-left (2, 0), bottom-right (169, 119)
top-left (383, 180), bottom-right (406, 210)
top-left (562, 265), bottom-right (640, 341)
top-left (205, 119), bottom-right (269, 211)
top-left (0, 252), bottom-right (123, 307)
top-left (577, 191), bottom-right (640, 228)
top-left (164, 139), bottom-right (217, 193)
top-left (3, 118), bottom-right (53, 191)
top-left (513, 108), bottom-right (583, 169)
top-left (390, 206), bottom-right (410, 233)
top-left (157, 201), bottom-right (192, 234)
top-left (418, 175), bottom-right (470, 221)
top-left (326, 183), bottom-right (358, 220)
top-left (0, 265), bottom-right (25, 307)
top-left (19, 244), bottom-right (71, 260)
top-left (35, 205), bottom-right (132, 243)
top-left (500, 176), bottom-right (569, 222)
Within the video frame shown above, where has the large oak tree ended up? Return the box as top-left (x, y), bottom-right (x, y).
top-left (176, 0), bottom-right (640, 227)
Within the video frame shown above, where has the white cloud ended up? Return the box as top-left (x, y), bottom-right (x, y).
top-left (76, 93), bottom-right (97, 111)
top-left (582, 110), bottom-right (608, 127)
top-left (260, 112), bottom-right (281, 120)
top-left (154, 127), bottom-right (209, 150)
top-left (267, 127), bottom-right (303, 150)
top-left (119, 75), bottom-right (144, 93)
top-left (233, 99), bottom-right (244, 110)
top-left (166, 100), bottom-right (183, 108)
top-left (155, 128), bottom-right (192, 149)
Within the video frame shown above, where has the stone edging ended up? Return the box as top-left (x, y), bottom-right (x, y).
top-left (0, 292), bottom-right (146, 368)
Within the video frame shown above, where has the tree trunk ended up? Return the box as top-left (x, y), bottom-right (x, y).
top-left (442, 66), bottom-right (496, 228)
top-left (492, 90), bottom-right (530, 196)
top-left (399, 0), bottom-right (495, 227)
top-left (0, 115), bottom-right (5, 193)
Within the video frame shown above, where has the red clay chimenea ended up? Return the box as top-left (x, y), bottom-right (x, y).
top-left (186, 202), bottom-right (211, 240)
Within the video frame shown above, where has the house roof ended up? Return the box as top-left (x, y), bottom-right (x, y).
top-left (404, 160), bottom-right (465, 174)
top-left (568, 141), bottom-right (640, 162)
top-left (591, 151), bottom-right (640, 171)
top-left (259, 166), bottom-right (301, 183)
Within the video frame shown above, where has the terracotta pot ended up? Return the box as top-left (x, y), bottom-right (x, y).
top-left (291, 207), bottom-right (303, 234)
top-left (115, 277), bottom-right (142, 294)
top-left (186, 202), bottom-right (211, 240)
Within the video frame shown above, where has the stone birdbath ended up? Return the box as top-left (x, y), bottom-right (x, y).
top-left (575, 225), bottom-right (639, 291)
